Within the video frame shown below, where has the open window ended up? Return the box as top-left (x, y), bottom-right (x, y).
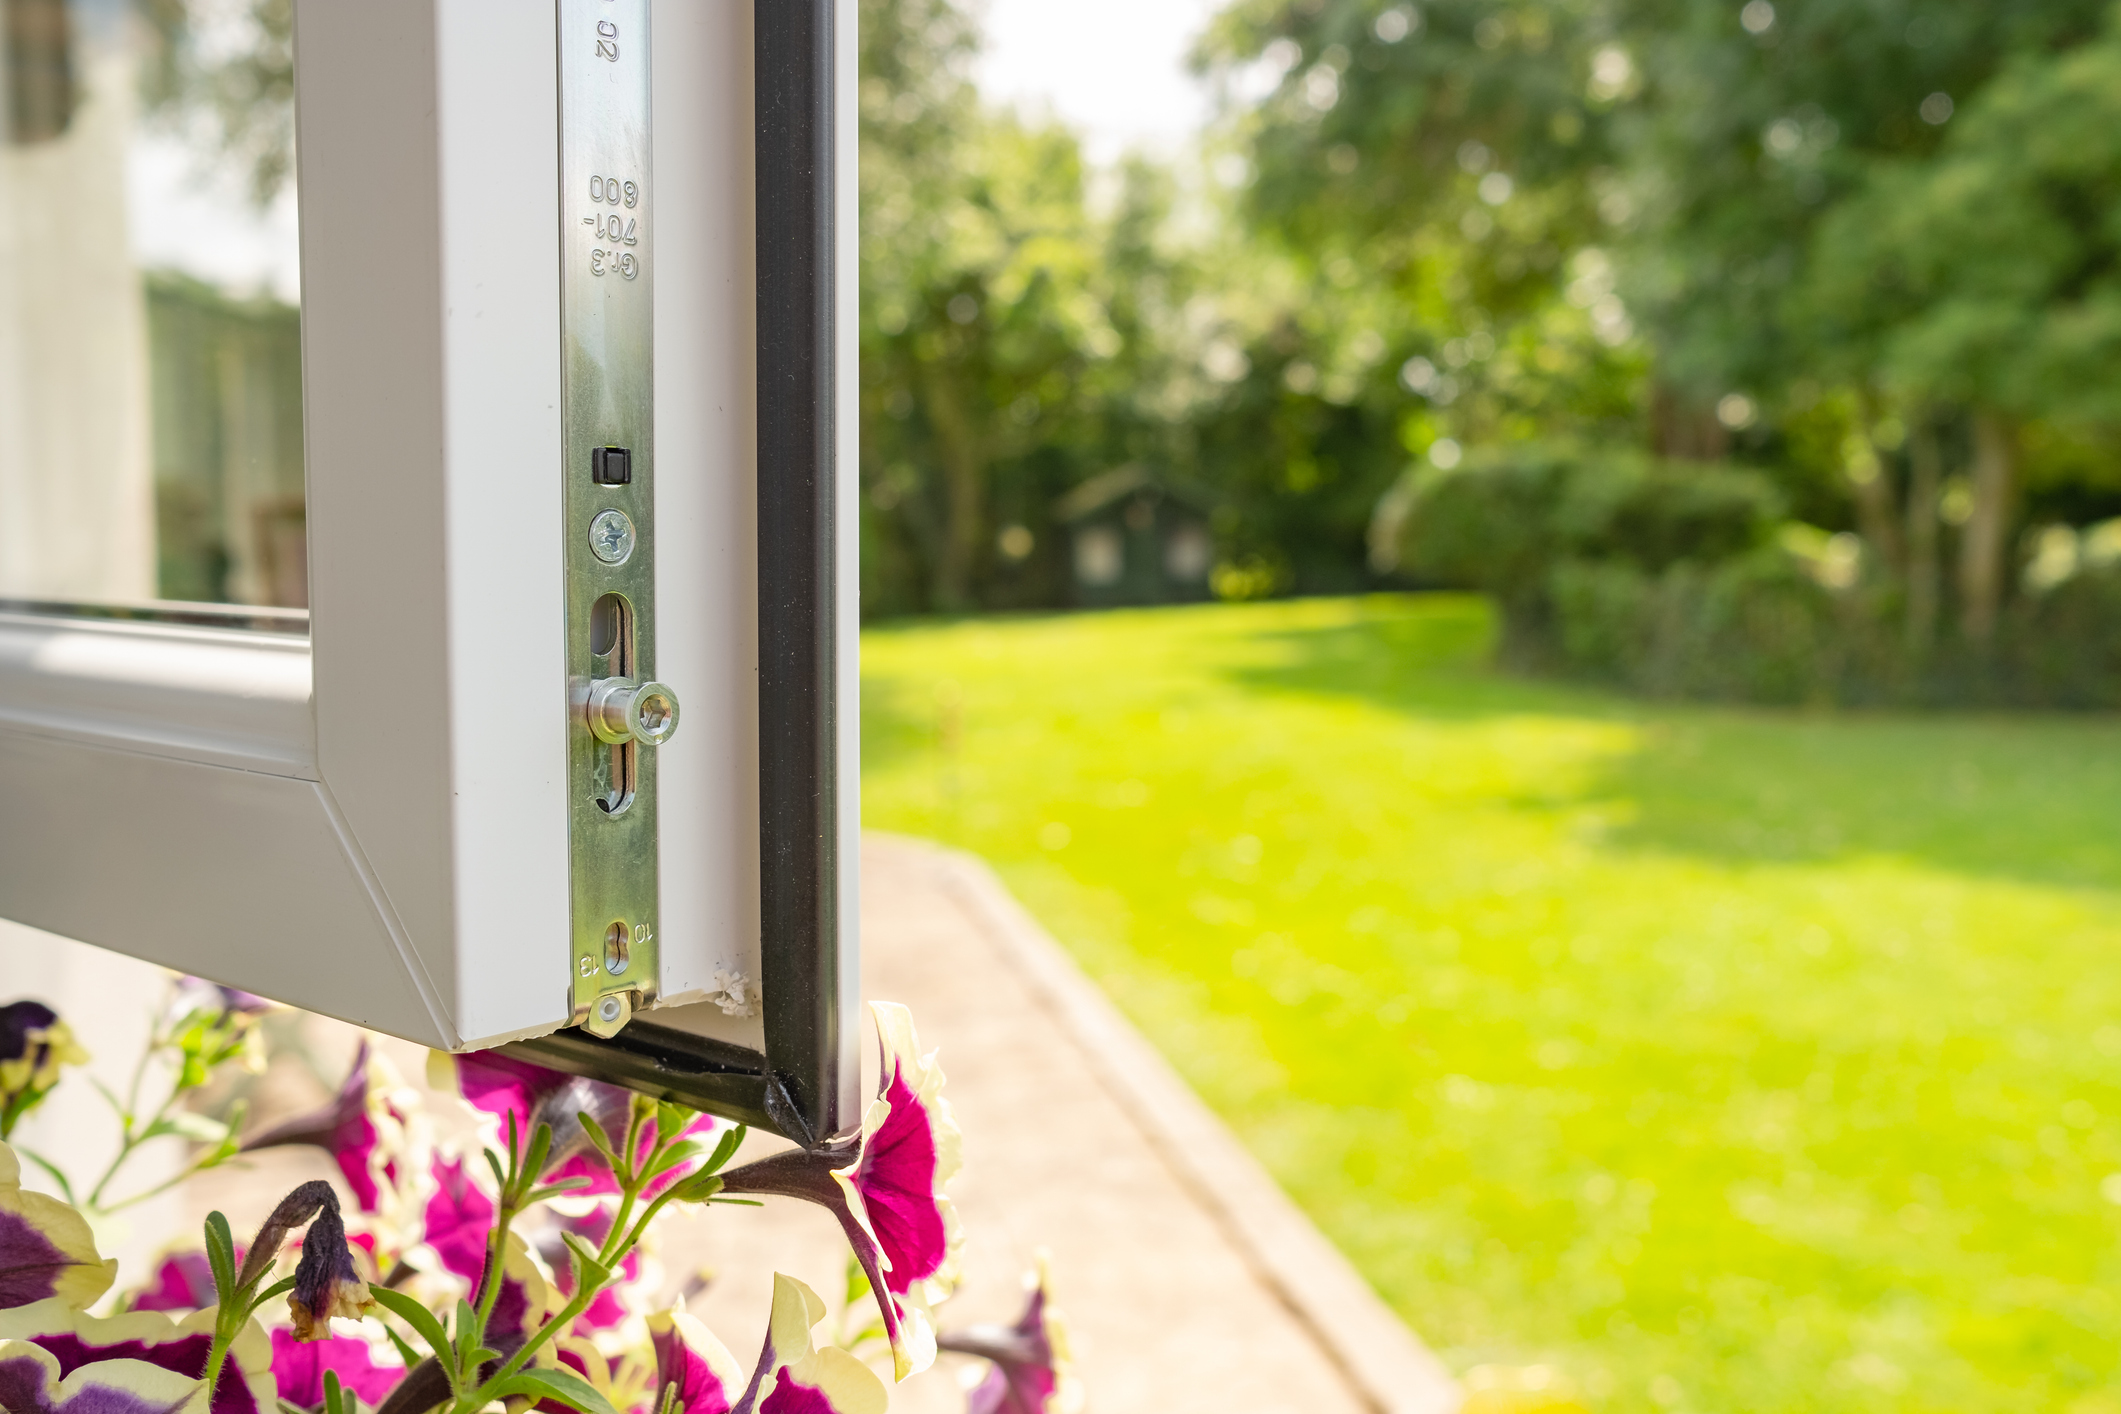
top-left (0, 0), bottom-right (859, 1144)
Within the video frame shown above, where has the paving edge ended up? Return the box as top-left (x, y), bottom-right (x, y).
top-left (891, 835), bottom-right (1463, 1414)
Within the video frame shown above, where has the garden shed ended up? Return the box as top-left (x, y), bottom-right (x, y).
top-left (1056, 465), bottom-right (1215, 607)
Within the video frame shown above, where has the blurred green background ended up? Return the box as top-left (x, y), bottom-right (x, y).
top-left (856, 0), bottom-right (2121, 1406)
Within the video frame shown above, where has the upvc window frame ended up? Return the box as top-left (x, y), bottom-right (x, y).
top-left (0, 0), bottom-right (859, 1141)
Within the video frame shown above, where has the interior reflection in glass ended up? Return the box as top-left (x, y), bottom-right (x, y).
top-left (0, 0), bottom-right (305, 611)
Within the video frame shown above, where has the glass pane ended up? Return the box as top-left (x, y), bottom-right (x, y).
top-left (0, 0), bottom-right (304, 614)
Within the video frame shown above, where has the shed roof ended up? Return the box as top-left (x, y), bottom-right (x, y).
top-left (1054, 465), bottom-right (1215, 523)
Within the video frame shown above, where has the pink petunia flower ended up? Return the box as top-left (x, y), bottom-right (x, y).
top-left (0, 1143), bottom-right (115, 1313)
top-left (428, 1052), bottom-right (639, 1199)
top-left (536, 1203), bottom-right (639, 1334)
top-left (420, 1157), bottom-right (496, 1285)
top-left (718, 1003), bottom-right (962, 1381)
top-left (938, 1262), bottom-right (1078, 1414)
top-left (268, 1328), bottom-right (404, 1409)
top-left (239, 1043), bottom-right (428, 1221)
top-left (126, 1252), bottom-right (218, 1315)
top-left (648, 1276), bottom-right (883, 1414)
top-left (0, 1298), bottom-right (276, 1414)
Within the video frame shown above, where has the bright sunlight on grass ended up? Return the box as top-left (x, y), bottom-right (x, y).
top-left (862, 595), bottom-right (2121, 1414)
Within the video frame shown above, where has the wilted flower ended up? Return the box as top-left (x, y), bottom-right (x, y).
top-left (0, 1143), bottom-right (116, 1312)
top-left (269, 1328), bottom-right (404, 1409)
top-left (0, 1003), bottom-right (89, 1138)
top-left (0, 1297), bottom-right (275, 1414)
top-left (241, 1043), bottom-right (427, 1217)
top-left (719, 1003), bottom-right (962, 1381)
top-left (648, 1275), bottom-right (884, 1414)
top-left (939, 1262), bottom-right (1079, 1414)
top-left (234, 1182), bottom-right (374, 1342)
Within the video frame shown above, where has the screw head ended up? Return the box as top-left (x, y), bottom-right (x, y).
top-left (598, 995), bottom-right (623, 1022)
top-left (589, 509), bottom-right (636, 564)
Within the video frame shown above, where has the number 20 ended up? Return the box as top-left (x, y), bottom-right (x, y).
top-left (596, 19), bottom-right (618, 61)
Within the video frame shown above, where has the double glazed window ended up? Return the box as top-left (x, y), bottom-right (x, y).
top-left (2, 0), bottom-right (304, 612)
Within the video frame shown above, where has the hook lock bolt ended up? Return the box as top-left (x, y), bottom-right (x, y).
top-left (582, 677), bottom-right (680, 747)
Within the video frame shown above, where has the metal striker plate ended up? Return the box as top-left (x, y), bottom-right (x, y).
top-left (561, 0), bottom-right (669, 1038)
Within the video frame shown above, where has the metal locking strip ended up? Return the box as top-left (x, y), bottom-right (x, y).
top-left (560, 0), bottom-right (671, 1037)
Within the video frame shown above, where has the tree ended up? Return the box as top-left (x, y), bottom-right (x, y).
top-left (1810, 16), bottom-right (2121, 645)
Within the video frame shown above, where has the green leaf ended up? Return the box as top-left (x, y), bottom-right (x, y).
top-left (671, 1172), bottom-right (724, 1203)
top-left (323, 1369), bottom-right (345, 1414)
top-left (382, 1322), bottom-right (423, 1370)
top-left (369, 1286), bottom-right (452, 1364)
top-left (523, 1177), bottom-right (594, 1205)
top-left (482, 1148), bottom-right (508, 1193)
top-left (641, 1139), bottom-right (705, 1180)
top-left (453, 1298), bottom-right (484, 1374)
top-left (575, 1111), bottom-right (617, 1163)
top-left (654, 1100), bottom-right (696, 1145)
top-left (487, 1368), bottom-right (620, 1414)
top-left (203, 1211), bottom-right (236, 1302)
top-left (244, 1276), bottom-right (297, 1321)
top-left (705, 1196), bottom-right (761, 1206)
top-left (523, 1121), bottom-right (555, 1184)
top-left (163, 1111), bottom-right (231, 1145)
top-left (88, 1076), bottom-right (127, 1121)
top-left (560, 1230), bottom-right (615, 1289)
top-left (700, 1126), bottom-right (745, 1176)
top-left (18, 1149), bottom-right (76, 1204)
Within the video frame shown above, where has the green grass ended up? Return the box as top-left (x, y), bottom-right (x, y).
top-left (860, 594), bottom-right (2121, 1414)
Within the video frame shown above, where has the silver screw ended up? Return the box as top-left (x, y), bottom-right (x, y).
top-left (589, 509), bottom-right (636, 565)
top-left (598, 996), bottom-right (622, 1022)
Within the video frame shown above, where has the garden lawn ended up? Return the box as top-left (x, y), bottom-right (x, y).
top-left (861, 595), bottom-right (2121, 1414)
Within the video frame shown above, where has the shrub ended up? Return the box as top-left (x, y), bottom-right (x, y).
top-left (1390, 441), bottom-right (1786, 666)
top-left (1385, 439), bottom-right (2121, 708)
top-left (1549, 550), bottom-right (1846, 704)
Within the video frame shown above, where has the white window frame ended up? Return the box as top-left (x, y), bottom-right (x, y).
top-left (0, 0), bottom-right (858, 1136)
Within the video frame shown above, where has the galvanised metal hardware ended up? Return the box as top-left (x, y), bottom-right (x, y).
top-left (560, 0), bottom-right (665, 1041)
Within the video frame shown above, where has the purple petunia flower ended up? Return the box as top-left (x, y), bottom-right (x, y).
top-left (648, 1276), bottom-right (883, 1414)
top-left (939, 1262), bottom-right (1078, 1414)
top-left (0, 1002), bottom-right (89, 1138)
top-left (173, 979), bottom-right (277, 1020)
top-left (0, 1143), bottom-right (115, 1313)
top-left (719, 1003), bottom-right (962, 1381)
top-left (269, 1328), bottom-right (404, 1409)
top-left (0, 1298), bottom-right (277, 1414)
top-left (240, 1043), bottom-right (424, 1218)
